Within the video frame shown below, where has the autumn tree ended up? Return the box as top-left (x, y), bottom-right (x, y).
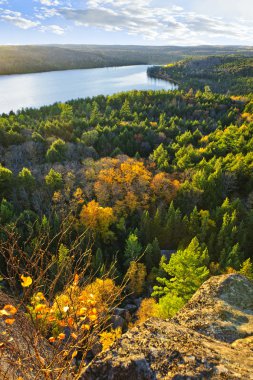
top-left (151, 172), bottom-right (180, 203)
top-left (80, 200), bottom-right (115, 241)
top-left (126, 261), bottom-right (147, 295)
top-left (94, 158), bottom-right (152, 215)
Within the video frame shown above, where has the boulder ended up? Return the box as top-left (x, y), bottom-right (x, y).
top-left (173, 274), bottom-right (253, 343)
top-left (80, 318), bottom-right (253, 379)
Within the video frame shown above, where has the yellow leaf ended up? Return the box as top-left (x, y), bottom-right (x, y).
top-left (81, 324), bottom-right (90, 331)
top-left (34, 304), bottom-right (47, 313)
top-left (0, 309), bottom-right (11, 316)
top-left (72, 350), bottom-right (78, 358)
top-left (20, 275), bottom-right (33, 288)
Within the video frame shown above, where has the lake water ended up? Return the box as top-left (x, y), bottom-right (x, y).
top-left (0, 65), bottom-right (177, 114)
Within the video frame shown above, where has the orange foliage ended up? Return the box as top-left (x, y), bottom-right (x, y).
top-left (151, 173), bottom-right (180, 203)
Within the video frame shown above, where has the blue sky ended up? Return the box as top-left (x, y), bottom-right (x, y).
top-left (0, 0), bottom-right (253, 45)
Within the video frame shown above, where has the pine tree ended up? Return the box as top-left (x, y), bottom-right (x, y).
top-left (239, 258), bottom-right (253, 281)
top-left (124, 232), bottom-right (142, 268)
top-left (120, 99), bottom-right (131, 119)
top-left (153, 237), bottom-right (209, 302)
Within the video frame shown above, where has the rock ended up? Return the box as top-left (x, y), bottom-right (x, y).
top-left (0, 291), bottom-right (55, 380)
top-left (123, 304), bottom-right (137, 314)
top-left (82, 354), bottom-right (155, 380)
top-left (132, 298), bottom-right (142, 308)
top-left (173, 274), bottom-right (253, 343)
top-left (80, 275), bottom-right (253, 379)
top-left (114, 307), bottom-right (131, 322)
top-left (231, 335), bottom-right (253, 350)
top-left (111, 315), bottom-right (128, 332)
top-left (80, 318), bottom-right (253, 379)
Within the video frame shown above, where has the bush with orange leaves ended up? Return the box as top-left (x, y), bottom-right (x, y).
top-left (0, 273), bottom-right (123, 379)
top-left (27, 276), bottom-right (121, 343)
top-left (0, 221), bottom-right (125, 380)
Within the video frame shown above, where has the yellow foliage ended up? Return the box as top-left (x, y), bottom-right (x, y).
top-left (20, 275), bottom-right (33, 288)
top-left (100, 327), bottom-right (122, 351)
top-left (225, 267), bottom-right (237, 274)
top-left (73, 187), bottom-right (84, 203)
top-left (126, 262), bottom-right (147, 296)
top-left (80, 200), bottom-right (115, 239)
top-left (136, 298), bottom-right (159, 324)
top-left (94, 158), bottom-right (152, 215)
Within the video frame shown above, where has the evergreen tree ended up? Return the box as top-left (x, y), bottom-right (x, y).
top-left (124, 232), bottom-right (142, 268)
top-left (153, 237), bottom-right (209, 302)
top-left (150, 143), bottom-right (169, 170)
top-left (239, 258), bottom-right (253, 281)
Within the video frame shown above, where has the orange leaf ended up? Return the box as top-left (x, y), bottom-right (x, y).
top-left (49, 337), bottom-right (56, 343)
top-left (3, 305), bottom-right (17, 315)
top-left (67, 317), bottom-right (74, 327)
top-left (5, 318), bottom-right (15, 325)
top-left (58, 333), bottom-right (65, 340)
top-left (73, 274), bottom-right (79, 286)
top-left (71, 333), bottom-right (78, 340)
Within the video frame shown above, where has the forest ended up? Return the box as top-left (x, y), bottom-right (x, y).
top-left (1, 45), bottom-right (253, 75)
top-left (1, 85), bottom-right (253, 377)
top-left (148, 55), bottom-right (253, 94)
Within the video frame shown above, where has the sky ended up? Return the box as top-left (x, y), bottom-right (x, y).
top-left (0, 0), bottom-right (253, 45)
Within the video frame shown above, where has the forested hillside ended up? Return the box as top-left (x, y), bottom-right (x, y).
top-left (1, 45), bottom-right (253, 75)
top-left (1, 88), bottom-right (253, 377)
top-left (1, 89), bottom-right (253, 276)
top-left (148, 56), bottom-right (253, 94)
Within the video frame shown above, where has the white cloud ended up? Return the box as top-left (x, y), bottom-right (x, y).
top-left (35, 6), bottom-right (60, 20)
top-left (0, 10), bottom-right (40, 29)
top-left (39, 24), bottom-right (64, 34)
top-left (59, 1), bottom-right (253, 44)
top-left (38, 0), bottom-right (60, 6)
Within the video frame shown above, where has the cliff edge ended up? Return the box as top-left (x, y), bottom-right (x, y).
top-left (81, 274), bottom-right (253, 379)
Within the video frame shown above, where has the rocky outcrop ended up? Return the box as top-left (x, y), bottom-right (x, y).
top-left (173, 274), bottom-right (253, 343)
top-left (81, 274), bottom-right (253, 379)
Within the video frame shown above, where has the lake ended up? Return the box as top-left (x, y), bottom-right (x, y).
top-left (0, 65), bottom-right (177, 114)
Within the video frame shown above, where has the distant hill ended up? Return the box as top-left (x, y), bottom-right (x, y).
top-left (0, 44), bottom-right (253, 75)
top-left (148, 55), bottom-right (253, 94)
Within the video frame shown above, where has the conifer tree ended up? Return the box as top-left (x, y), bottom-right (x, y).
top-left (153, 237), bottom-right (209, 302)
